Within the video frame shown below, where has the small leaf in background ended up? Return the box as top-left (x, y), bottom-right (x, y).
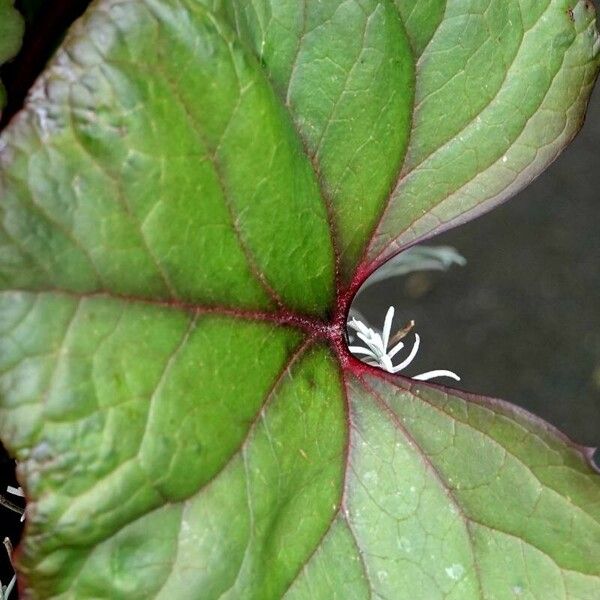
top-left (0, 0), bottom-right (598, 598)
top-left (357, 244), bottom-right (466, 288)
top-left (14, 0), bottom-right (44, 23)
top-left (0, 0), bottom-right (24, 113)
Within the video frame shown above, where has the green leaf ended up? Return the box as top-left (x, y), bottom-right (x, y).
top-left (366, 0), bottom-right (600, 271)
top-left (0, 1), bottom-right (598, 598)
top-left (0, 0), bottom-right (24, 112)
top-left (339, 375), bottom-right (600, 599)
top-left (223, 0), bottom-right (415, 279)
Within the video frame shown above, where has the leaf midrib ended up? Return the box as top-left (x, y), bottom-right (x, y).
top-left (0, 288), bottom-right (333, 335)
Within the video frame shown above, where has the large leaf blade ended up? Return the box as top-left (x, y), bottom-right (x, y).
top-left (341, 373), bottom-right (600, 599)
top-left (0, 291), bottom-right (346, 597)
top-left (0, 0), bottom-right (598, 598)
top-left (366, 0), bottom-right (600, 269)
top-left (0, 0), bottom-right (334, 313)
top-left (222, 0), bottom-right (415, 279)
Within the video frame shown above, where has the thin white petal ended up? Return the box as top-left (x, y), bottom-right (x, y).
top-left (412, 370), bottom-right (461, 382)
top-left (382, 306), bottom-right (394, 350)
top-left (356, 332), bottom-right (374, 351)
top-left (381, 355), bottom-right (394, 373)
top-left (388, 339), bottom-right (405, 359)
top-left (5, 574), bottom-right (16, 596)
top-left (356, 331), bottom-right (372, 345)
top-left (391, 333), bottom-right (420, 372)
top-left (357, 331), bottom-right (383, 356)
top-left (347, 319), bottom-right (365, 333)
top-left (7, 485), bottom-right (24, 497)
top-left (348, 346), bottom-right (377, 358)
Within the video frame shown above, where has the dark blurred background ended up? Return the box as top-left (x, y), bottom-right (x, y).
top-left (355, 89), bottom-right (600, 451)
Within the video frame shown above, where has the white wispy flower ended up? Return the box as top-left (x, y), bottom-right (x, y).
top-left (348, 306), bottom-right (460, 382)
top-left (2, 536), bottom-right (15, 600)
top-left (6, 487), bottom-right (23, 498)
top-left (6, 486), bottom-right (24, 522)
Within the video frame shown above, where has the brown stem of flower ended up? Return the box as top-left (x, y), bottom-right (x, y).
top-left (388, 320), bottom-right (415, 348)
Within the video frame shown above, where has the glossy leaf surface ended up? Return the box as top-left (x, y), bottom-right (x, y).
top-left (0, 0), bottom-right (599, 598)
